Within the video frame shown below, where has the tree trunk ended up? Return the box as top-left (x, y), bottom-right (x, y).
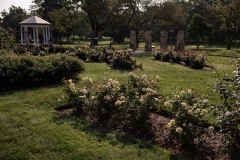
top-left (196, 39), bottom-right (199, 50)
top-left (226, 31), bottom-right (232, 50)
top-left (227, 42), bottom-right (232, 50)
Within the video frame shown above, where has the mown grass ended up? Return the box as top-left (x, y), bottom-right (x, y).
top-left (1, 42), bottom-right (239, 159)
top-left (0, 85), bottom-right (182, 160)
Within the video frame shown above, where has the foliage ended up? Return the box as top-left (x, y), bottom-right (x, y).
top-left (165, 88), bottom-right (214, 149)
top-left (0, 27), bottom-right (14, 50)
top-left (74, 47), bottom-right (88, 61)
top-left (111, 49), bottom-right (142, 70)
top-left (73, 0), bottom-right (122, 46)
top-left (62, 73), bottom-right (161, 130)
top-left (0, 86), bottom-right (177, 160)
top-left (72, 10), bottom-right (91, 41)
top-left (88, 48), bottom-right (100, 62)
top-left (153, 50), bottom-right (207, 69)
top-left (100, 46), bottom-right (115, 63)
top-left (118, 72), bottom-right (162, 131)
top-left (0, 54), bottom-right (85, 91)
top-left (187, 14), bottom-right (213, 50)
top-left (48, 8), bottom-right (74, 45)
top-left (54, 45), bottom-right (68, 53)
top-left (13, 45), bottom-right (27, 55)
top-left (0, 5), bottom-right (29, 34)
top-left (157, 1), bottom-right (189, 26)
top-left (26, 45), bottom-right (48, 56)
top-left (212, 59), bottom-right (240, 159)
top-left (31, 0), bottom-right (73, 21)
top-left (207, 0), bottom-right (240, 49)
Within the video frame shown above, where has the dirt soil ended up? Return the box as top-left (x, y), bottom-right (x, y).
top-left (57, 107), bottom-right (229, 160)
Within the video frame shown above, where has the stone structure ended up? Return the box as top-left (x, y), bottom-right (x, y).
top-left (145, 29), bottom-right (152, 51)
top-left (160, 30), bottom-right (168, 50)
top-left (175, 29), bottom-right (185, 51)
top-left (19, 16), bottom-right (51, 45)
top-left (130, 30), bottom-right (137, 51)
top-left (129, 26), bottom-right (186, 52)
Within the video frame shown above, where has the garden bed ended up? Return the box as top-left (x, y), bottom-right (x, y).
top-left (56, 106), bottom-right (228, 160)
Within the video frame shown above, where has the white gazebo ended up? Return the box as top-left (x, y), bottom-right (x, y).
top-left (19, 16), bottom-right (50, 45)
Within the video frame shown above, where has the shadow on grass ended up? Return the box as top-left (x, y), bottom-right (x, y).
top-left (51, 110), bottom-right (149, 147)
top-left (52, 107), bottom-right (188, 159)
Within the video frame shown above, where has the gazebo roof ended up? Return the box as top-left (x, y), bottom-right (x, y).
top-left (19, 16), bottom-right (50, 25)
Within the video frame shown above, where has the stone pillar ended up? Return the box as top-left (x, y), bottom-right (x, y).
top-left (160, 29), bottom-right (168, 50)
top-left (130, 30), bottom-right (137, 51)
top-left (175, 29), bottom-right (185, 51)
top-left (145, 29), bottom-right (152, 52)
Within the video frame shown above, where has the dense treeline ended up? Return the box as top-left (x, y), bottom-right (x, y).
top-left (0, 0), bottom-right (239, 49)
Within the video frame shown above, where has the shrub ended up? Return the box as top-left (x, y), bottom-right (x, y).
top-left (62, 79), bottom-right (92, 113)
top-left (90, 78), bottom-right (122, 122)
top-left (118, 73), bottom-right (162, 131)
top-left (189, 53), bottom-right (206, 69)
top-left (74, 47), bottom-right (88, 61)
top-left (165, 88), bottom-right (214, 149)
top-left (55, 46), bottom-right (67, 53)
top-left (212, 60), bottom-right (240, 159)
top-left (153, 50), bottom-right (207, 69)
top-left (170, 50), bottom-right (182, 63)
top-left (100, 46), bottom-right (114, 63)
top-left (13, 45), bottom-right (27, 55)
top-left (61, 73), bottom-right (161, 130)
top-left (49, 54), bottom-right (85, 81)
top-left (111, 49), bottom-right (141, 70)
top-left (88, 48), bottom-right (100, 62)
top-left (153, 50), bottom-right (162, 60)
top-left (48, 45), bottom-right (54, 53)
top-left (0, 54), bottom-right (85, 91)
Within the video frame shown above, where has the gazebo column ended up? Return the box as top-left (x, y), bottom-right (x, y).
top-left (130, 30), bottom-right (137, 51)
top-left (20, 26), bottom-right (23, 44)
top-left (175, 29), bottom-right (185, 51)
top-left (36, 26), bottom-right (39, 44)
top-left (145, 29), bottom-right (152, 52)
top-left (24, 27), bottom-right (28, 44)
top-left (43, 27), bottom-right (46, 44)
top-left (48, 26), bottom-right (50, 44)
top-left (160, 30), bottom-right (168, 50)
top-left (33, 27), bottom-right (36, 44)
top-left (45, 27), bottom-right (49, 44)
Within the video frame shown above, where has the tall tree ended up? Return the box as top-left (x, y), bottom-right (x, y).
top-left (208, 0), bottom-right (240, 49)
top-left (1, 5), bottom-right (29, 40)
top-left (157, 1), bottom-right (189, 26)
top-left (187, 14), bottom-right (213, 49)
top-left (73, 0), bottom-right (124, 46)
top-left (72, 10), bottom-right (91, 42)
top-left (1, 6), bottom-right (29, 30)
top-left (30, 0), bottom-right (73, 20)
top-left (48, 8), bottom-right (74, 45)
top-left (31, 0), bottom-right (76, 43)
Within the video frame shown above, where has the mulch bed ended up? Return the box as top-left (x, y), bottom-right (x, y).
top-left (56, 106), bottom-right (229, 160)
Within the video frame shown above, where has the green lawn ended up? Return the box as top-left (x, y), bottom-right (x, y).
top-left (0, 43), bottom-right (239, 159)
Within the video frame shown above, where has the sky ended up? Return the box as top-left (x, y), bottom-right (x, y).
top-left (0, 0), bottom-right (32, 15)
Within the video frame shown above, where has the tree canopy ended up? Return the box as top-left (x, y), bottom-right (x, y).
top-left (0, 0), bottom-right (239, 48)
top-left (187, 14), bottom-right (213, 49)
